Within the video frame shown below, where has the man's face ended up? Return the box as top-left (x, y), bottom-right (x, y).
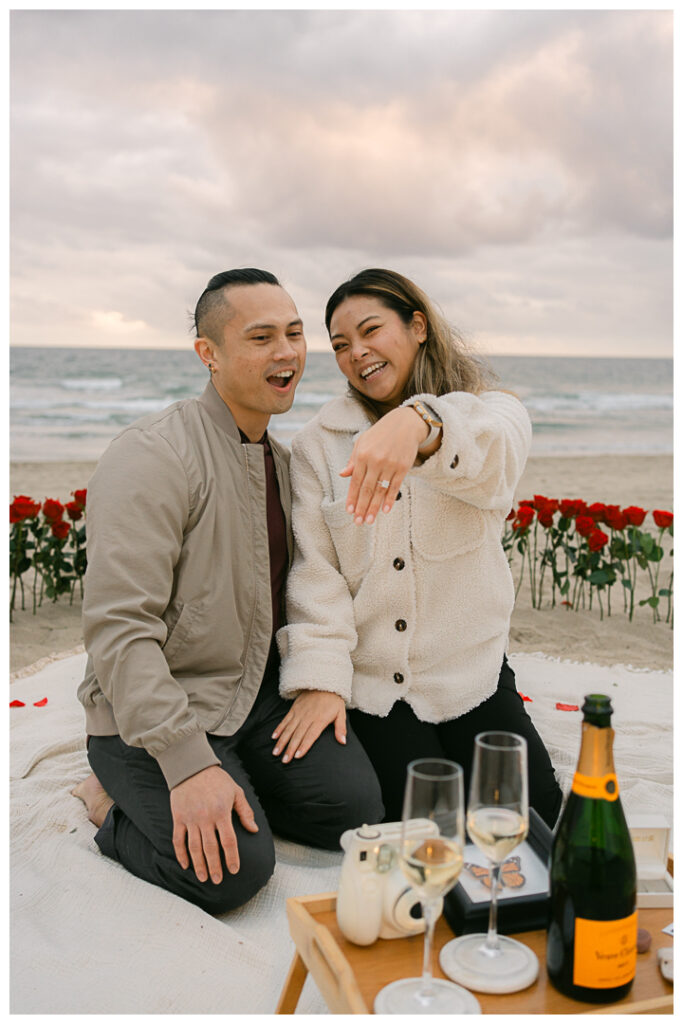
top-left (196, 283), bottom-right (306, 439)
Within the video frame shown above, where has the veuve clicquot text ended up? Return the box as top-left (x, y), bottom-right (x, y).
top-left (546, 694), bottom-right (637, 1003)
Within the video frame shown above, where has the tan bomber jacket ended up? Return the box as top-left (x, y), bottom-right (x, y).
top-left (77, 381), bottom-right (292, 789)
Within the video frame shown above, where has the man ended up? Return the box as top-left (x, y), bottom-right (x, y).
top-left (73, 269), bottom-right (383, 913)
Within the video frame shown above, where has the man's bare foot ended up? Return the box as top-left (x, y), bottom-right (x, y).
top-left (71, 773), bottom-right (114, 828)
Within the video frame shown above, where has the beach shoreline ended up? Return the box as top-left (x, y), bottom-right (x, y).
top-left (9, 454), bottom-right (673, 674)
top-left (10, 453), bottom-right (674, 511)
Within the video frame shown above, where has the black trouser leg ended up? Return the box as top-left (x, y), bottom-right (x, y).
top-left (349, 659), bottom-right (562, 829)
top-left (87, 675), bottom-right (384, 913)
top-left (87, 734), bottom-right (276, 915)
top-left (435, 658), bottom-right (563, 829)
top-left (237, 672), bottom-right (384, 849)
top-left (348, 701), bottom-right (446, 822)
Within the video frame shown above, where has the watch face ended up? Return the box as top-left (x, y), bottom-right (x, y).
top-left (414, 401), bottom-right (442, 428)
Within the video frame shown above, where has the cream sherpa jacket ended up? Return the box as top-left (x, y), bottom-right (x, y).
top-left (277, 390), bottom-right (532, 722)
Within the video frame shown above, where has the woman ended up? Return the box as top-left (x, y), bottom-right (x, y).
top-left (272, 269), bottom-right (562, 828)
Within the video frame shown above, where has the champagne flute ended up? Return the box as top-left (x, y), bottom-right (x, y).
top-left (439, 732), bottom-right (539, 994)
top-left (374, 758), bottom-right (481, 1014)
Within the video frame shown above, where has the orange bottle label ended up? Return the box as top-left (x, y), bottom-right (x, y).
top-left (571, 771), bottom-right (619, 801)
top-left (573, 912), bottom-right (638, 989)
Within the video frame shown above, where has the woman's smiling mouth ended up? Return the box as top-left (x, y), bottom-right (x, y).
top-left (359, 361), bottom-right (388, 381)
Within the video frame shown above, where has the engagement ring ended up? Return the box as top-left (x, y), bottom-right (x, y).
top-left (379, 480), bottom-right (390, 489)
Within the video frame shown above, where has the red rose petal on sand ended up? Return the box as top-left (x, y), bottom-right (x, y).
top-left (10, 700), bottom-right (26, 707)
top-left (33, 697), bottom-right (48, 707)
top-left (556, 702), bottom-right (579, 712)
top-left (519, 693), bottom-right (533, 702)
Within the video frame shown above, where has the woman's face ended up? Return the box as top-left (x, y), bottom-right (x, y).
top-left (329, 295), bottom-right (427, 410)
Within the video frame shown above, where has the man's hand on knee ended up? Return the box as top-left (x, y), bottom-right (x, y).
top-left (170, 765), bottom-right (258, 884)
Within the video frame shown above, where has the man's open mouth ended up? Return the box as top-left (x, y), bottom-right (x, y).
top-left (267, 370), bottom-right (295, 390)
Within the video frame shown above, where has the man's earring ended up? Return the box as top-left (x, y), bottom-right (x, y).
top-left (208, 362), bottom-right (214, 375)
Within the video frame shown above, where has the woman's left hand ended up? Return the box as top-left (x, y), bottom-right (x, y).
top-left (340, 407), bottom-right (430, 524)
top-left (271, 690), bottom-right (347, 762)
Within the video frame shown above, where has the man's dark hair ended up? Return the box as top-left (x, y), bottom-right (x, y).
top-left (194, 268), bottom-right (280, 343)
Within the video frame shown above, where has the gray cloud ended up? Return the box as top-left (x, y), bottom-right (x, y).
top-left (10, 9), bottom-right (672, 355)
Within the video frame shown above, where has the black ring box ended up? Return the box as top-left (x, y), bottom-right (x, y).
top-left (443, 806), bottom-right (553, 936)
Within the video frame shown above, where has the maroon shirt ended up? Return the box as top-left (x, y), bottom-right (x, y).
top-left (239, 430), bottom-right (288, 643)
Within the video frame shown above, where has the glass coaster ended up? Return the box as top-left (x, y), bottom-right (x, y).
top-left (439, 933), bottom-right (539, 994)
top-left (374, 976), bottom-right (481, 1014)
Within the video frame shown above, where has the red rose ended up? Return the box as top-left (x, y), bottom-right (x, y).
top-left (513, 506), bottom-right (535, 532)
top-left (587, 502), bottom-right (606, 523)
top-left (65, 501), bottom-right (83, 521)
top-left (653, 510), bottom-right (673, 529)
top-left (534, 496), bottom-right (558, 525)
top-left (72, 489), bottom-right (87, 509)
top-left (42, 499), bottom-right (65, 522)
top-left (559, 499), bottom-right (588, 519)
top-left (518, 499), bottom-right (535, 508)
top-left (506, 508), bottom-right (515, 521)
top-left (588, 529), bottom-right (609, 552)
top-left (50, 520), bottom-right (70, 540)
top-left (575, 515), bottom-right (595, 538)
top-left (603, 505), bottom-right (627, 531)
top-left (10, 495), bottom-right (41, 523)
top-left (623, 506), bottom-right (647, 527)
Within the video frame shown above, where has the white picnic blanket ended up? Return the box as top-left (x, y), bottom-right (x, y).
top-left (10, 650), bottom-right (672, 1014)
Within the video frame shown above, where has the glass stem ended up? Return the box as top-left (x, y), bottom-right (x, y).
top-left (418, 899), bottom-right (437, 1001)
top-left (485, 863), bottom-right (501, 952)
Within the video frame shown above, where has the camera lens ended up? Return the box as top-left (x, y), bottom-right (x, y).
top-left (409, 902), bottom-right (423, 921)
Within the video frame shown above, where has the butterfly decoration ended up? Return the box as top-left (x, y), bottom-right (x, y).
top-left (463, 856), bottom-right (525, 892)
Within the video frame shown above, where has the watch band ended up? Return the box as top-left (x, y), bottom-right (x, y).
top-left (409, 400), bottom-right (443, 452)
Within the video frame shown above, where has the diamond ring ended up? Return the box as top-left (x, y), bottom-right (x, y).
top-left (379, 479), bottom-right (390, 489)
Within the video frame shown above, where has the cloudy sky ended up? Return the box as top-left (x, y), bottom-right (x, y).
top-left (10, 8), bottom-right (673, 356)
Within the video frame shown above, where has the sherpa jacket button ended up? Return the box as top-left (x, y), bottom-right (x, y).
top-left (393, 672), bottom-right (404, 684)
top-left (395, 619), bottom-right (407, 632)
top-left (393, 557), bottom-right (405, 571)
top-left (450, 454), bottom-right (459, 468)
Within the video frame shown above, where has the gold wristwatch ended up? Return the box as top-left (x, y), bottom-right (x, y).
top-left (409, 400), bottom-right (443, 452)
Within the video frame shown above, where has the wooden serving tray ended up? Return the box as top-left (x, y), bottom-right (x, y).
top-left (277, 891), bottom-right (674, 1014)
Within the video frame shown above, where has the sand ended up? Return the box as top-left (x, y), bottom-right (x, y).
top-left (9, 454), bottom-right (673, 674)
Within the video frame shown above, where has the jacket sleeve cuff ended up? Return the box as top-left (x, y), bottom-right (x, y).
top-left (155, 731), bottom-right (221, 790)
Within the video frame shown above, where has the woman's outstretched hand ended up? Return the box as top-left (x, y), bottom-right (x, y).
top-left (271, 690), bottom-right (347, 762)
top-left (340, 406), bottom-right (432, 524)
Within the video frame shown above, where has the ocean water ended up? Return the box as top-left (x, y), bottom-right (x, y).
top-left (10, 347), bottom-right (672, 462)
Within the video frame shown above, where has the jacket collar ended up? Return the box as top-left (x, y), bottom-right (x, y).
top-left (317, 394), bottom-right (371, 434)
top-left (198, 380), bottom-right (246, 443)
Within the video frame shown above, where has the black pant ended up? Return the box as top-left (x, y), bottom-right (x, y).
top-left (349, 658), bottom-right (562, 829)
top-left (88, 673), bottom-right (383, 915)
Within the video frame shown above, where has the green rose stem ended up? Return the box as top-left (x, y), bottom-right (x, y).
top-left (529, 521), bottom-right (538, 608)
top-left (646, 525), bottom-right (668, 624)
top-left (9, 521), bottom-right (24, 620)
top-left (596, 584), bottom-right (604, 621)
top-left (536, 524), bottom-right (555, 609)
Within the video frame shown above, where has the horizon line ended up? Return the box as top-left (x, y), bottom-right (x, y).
top-left (8, 344), bottom-right (673, 360)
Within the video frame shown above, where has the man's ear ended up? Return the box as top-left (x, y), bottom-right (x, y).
top-left (194, 336), bottom-right (215, 369)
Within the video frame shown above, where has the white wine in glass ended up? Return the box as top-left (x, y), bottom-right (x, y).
top-left (439, 732), bottom-right (539, 995)
top-left (374, 758), bottom-right (481, 1015)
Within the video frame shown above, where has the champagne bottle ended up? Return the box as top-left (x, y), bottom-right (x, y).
top-left (546, 694), bottom-right (637, 1003)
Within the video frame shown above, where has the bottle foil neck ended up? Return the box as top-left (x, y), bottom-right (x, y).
top-left (576, 721), bottom-right (616, 777)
